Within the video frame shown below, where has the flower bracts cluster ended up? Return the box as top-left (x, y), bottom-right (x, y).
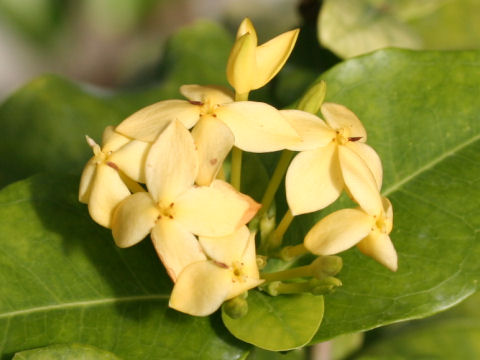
top-left (79, 18), bottom-right (397, 318)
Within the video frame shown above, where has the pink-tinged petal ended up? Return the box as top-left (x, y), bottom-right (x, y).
top-left (180, 84), bottom-right (233, 105)
top-left (109, 140), bottom-right (151, 183)
top-left (191, 117), bottom-right (235, 186)
top-left (115, 100), bottom-right (200, 142)
top-left (199, 226), bottom-right (250, 265)
top-left (79, 158), bottom-right (96, 203)
top-left (357, 232), bottom-right (398, 272)
top-left (88, 163), bottom-right (130, 228)
top-left (281, 109), bottom-right (336, 151)
top-left (101, 126), bottom-right (131, 152)
top-left (304, 208), bottom-right (374, 255)
top-left (346, 142), bottom-right (383, 190)
top-left (145, 120), bottom-right (198, 204)
top-left (175, 180), bottom-right (260, 237)
top-left (252, 29), bottom-right (299, 90)
top-left (111, 192), bottom-right (158, 248)
top-left (226, 32), bottom-right (257, 95)
top-left (151, 218), bottom-right (206, 282)
top-left (217, 101), bottom-right (300, 152)
top-left (321, 103), bottom-right (367, 140)
top-left (338, 145), bottom-right (383, 216)
top-left (286, 144), bottom-right (343, 215)
top-left (169, 261), bottom-right (231, 316)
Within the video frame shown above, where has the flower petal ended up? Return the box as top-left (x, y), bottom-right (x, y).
top-left (169, 261), bottom-right (231, 316)
top-left (304, 208), bottom-right (374, 255)
top-left (346, 142), bottom-right (383, 190)
top-left (145, 120), bottom-right (198, 204)
top-left (115, 100), bottom-right (200, 142)
top-left (357, 232), bottom-right (398, 272)
top-left (111, 192), bottom-right (158, 248)
top-left (286, 144), bottom-right (343, 215)
top-left (321, 103), bottom-right (367, 140)
top-left (101, 126), bottom-right (131, 152)
top-left (281, 109), bottom-right (335, 151)
top-left (191, 117), bottom-right (235, 186)
top-left (238, 230), bottom-right (261, 282)
top-left (226, 32), bottom-right (257, 95)
top-left (236, 17), bottom-right (258, 41)
top-left (79, 158), bottom-right (96, 203)
top-left (180, 84), bottom-right (233, 105)
top-left (217, 101), bottom-right (300, 152)
top-left (175, 180), bottom-right (260, 237)
top-left (109, 140), bottom-right (151, 183)
top-left (199, 226), bottom-right (250, 265)
top-left (151, 218), bottom-right (206, 282)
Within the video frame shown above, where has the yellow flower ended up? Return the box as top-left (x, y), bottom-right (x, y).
top-left (284, 103), bottom-right (383, 215)
top-left (226, 18), bottom-right (300, 96)
top-left (169, 226), bottom-right (263, 316)
top-left (111, 120), bottom-right (260, 281)
top-left (304, 197), bottom-right (397, 271)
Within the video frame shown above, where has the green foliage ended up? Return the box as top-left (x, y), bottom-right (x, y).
top-left (13, 344), bottom-right (121, 360)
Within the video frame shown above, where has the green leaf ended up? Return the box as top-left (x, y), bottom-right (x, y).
top-left (13, 343), bottom-right (121, 360)
top-left (222, 291), bottom-right (324, 351)
top-left (284, 48), bottom-right (480, 341)
top-left (0, 174), bottom-right (249, 359)
top-left (247, 347), bottom-right (307, 360)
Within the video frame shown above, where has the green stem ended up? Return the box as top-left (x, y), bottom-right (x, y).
top-left (279, 244), bottom-right (308, 261)
top-left (235, 92), bottom-right (249, 101)
top-left (267, 209), bottom-right (294, 250)
top-left (231, 147), bottom-right (242, 191)
top-left (261, 264), bottom-right (313, 282)
top-left (265, 281), bottom-right (313, 296)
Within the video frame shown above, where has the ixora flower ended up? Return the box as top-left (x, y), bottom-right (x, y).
top-left (111, 120), bottom-right (260, 281)
top-left (284, 103), bottom-right (383, 215)
top-left (226, 17), bottom-right (299, 97)
top-left (304, 197), bottom-right (397, 271)
top-left (170, 226), bottom-right (263, 316)
top-left (115, 84), bottom-right (299, 185)
top-left (78, 126), bottom-right (150, 228)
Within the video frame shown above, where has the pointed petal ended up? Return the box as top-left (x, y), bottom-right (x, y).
top-left (108, 140), bottom-right (151, 183)
top-left (252, 29), bottom-right (299, 90)
top-left (101, 126), bottom-right (131, 152)
top-left (111, 192), bottom-right (158, 248)
top-left (357, 232), bottom-right (398, 272)
top-left (199, 226), bottom-right (250, 265)
top-left (115, 100), bottom-right (200, 142)
top-left (382, 197), bottom-right (394, 233)
top-left (240, 230), bottom-right (261, 280)
top-left (286, 144), bottom-right (343, 215)
top-left (180, 85), bottom-right (233, 105)
top-left (146, 120), bottom-right (198, 204)
top-left (88, 163), bottom-right (130, 228)
top-left (191, 117), bottom-right (234, 186)
top-left (151, 219), bottom-right (206, 282)
top-left (217, 101), bottom-right (300, 152)
top-left (321, 103), bottom-right (367, 140)
top-left (281, 109), bottom-right (336, 151)
top-left (338, 145), bottom-right (383, 216)
top-left (227, 277), bottom-right (264, 300)
top-left (175, 180), bottom-right (260, 237)
top-left (226, 32), bottom-right (257, 95)
top-left (236, 17), bottom-right (258, 42)
top-left (79, 158), bottom-right (96, 203)
top-left (304, 208), bottom-right (374, 255)
top-left (170, 261), bottom-right (231, 316)
top-left (346, 142), bottom-right (383, 190)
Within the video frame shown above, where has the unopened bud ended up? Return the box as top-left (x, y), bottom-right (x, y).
top-left (311, 255), bottom-right (343, 279)
top-left (223, 295), bottom-right (249, 319)
top-left (310, 276), bottom-right (342, 295)
top-left (297, 80), bottom-right (327, 114)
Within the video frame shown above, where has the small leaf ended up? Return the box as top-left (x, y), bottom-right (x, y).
top-left (13, 343), bottom-right (121, 359)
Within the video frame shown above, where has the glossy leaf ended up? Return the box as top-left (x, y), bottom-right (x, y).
top-left (13, 344), bottom-right (121, 360)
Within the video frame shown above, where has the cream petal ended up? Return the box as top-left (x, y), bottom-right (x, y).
top-left (115, 100), bottom-right (200, 142)
top-left (357, 232), bottom-right (398, 272)
top-left (111, 192), bottom-right (158, 248)
top-left (191, 117), bottom-right (235, 186)
top-left (78, 158), bottom-right (96, 203)
top-left (151, 218), bottom-right (206, 282)
top-left (101, 126), bottom-right (131, 152)
top-left (109, 140), bottom-right (151, 183)
top-left (175, 180), bottom-right (259, 237)
top-left (199, 226), bottom-right (250, 265)
top-left (304, 208), bottom-right (374, 255)
top-left (88, 163), bottom-right (131, 228)
top-left (239, 230), bottom-right (261, 280)
top-left (226, 32), bottom-right (257, 95)
top-left (346, 142), bottom-right (383, 190)
top-left (217, 101), bottom-right (300, 152)
top-left (227, 277), bottom-right (264, 300)
top-left (180, 84), bottom-right (233, 105)
top-left (321, 103), bottom-right (367, 140)
top-left (281, 109), bottom-right (336, 151)
top-left (169, 261), bottom-right (231, 316)
top-left (145, 120), bottom-right (198, 204)
top-left (252, 29), bottom-right (299, 90)
top-left (286, 144), bottom-right (343, 215)
top-left (338, 145), bottom-right (383, 216)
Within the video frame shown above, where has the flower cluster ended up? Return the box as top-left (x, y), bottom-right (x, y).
top-left (79, 18), bottom-right (397, 317)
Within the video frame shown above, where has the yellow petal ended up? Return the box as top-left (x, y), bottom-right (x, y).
top-left (78, 158), bottom-right (96, 203)
top-left (151, 218), bottom-right (206, 282)
top-left (115, 100), bottom-right (200, 142)
top-left (101, 126), bottom-right (130, 152)
top-left (236, 17), bottom-right (258, 42)
top-left (191, 117), bottom-right (235, 186)
top-left (108, 139), bottom-right (151, 183)
top-left (217, 101), bottom-right (300, 152)
top-left (145, 120), bottom-right (198, 204)
top-left (111, 192), bottom-right (158, 248)
top-left (346, 142), bottom-right (383, 190)
top-left (357, 232), bottom-right (398, 272)
top-left (304, 208), bottom-right (374, 255)
top-left (180, 84), bottom-right (233, 105)
top-left (252, 29), bottom-right (300, 90)
top-left (169, 261), bottom-right (231, 316)
top-left (338, 145), bottom-right (383, 216)
top-left (175, 180), bottom-right (259, 237)
top-left (286, 144), bottom-right (343, 215)
top-left (199, 226), bottom-right (250, 265)
top-left (321, 103), bottom-right (367, 140)
top-left (226, 32), bottom-right (257, 95)
top-left (382, 197), bottom-right (394, 233)
top-left (281, 109), bottom-right (335, 151)
top-left (88, 163), bottom-right (130, 228)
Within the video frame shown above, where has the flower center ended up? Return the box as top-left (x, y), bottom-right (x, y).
top-left (231, 261), bottom-right (247, 283)
top-left (375, 215), bottom-right (392, 234)
top-left (157, 202), bottom-right (176, 220)
top-left (335, 127), bottom-right (351, 145)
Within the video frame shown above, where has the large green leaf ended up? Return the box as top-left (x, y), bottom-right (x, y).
top-left (13, 343), bottom-right (121, 360)
top-left (0, 174), bottom-right (249, 359)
